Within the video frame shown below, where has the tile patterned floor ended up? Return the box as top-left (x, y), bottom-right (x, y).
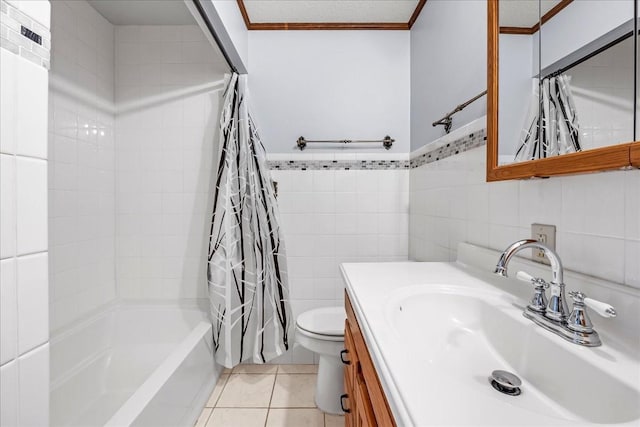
top-left (195, 364), bottom-right (345, 427)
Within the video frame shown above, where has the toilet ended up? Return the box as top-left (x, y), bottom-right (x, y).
top-left (296, 307), bottom-right (347, 414)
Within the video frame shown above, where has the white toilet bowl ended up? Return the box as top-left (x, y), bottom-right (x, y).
top-left (296, 307), bottom-right (346, 414)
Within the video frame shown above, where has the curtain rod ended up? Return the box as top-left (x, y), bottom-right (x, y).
top-left (192, 0), bottom-right (247, 74)
top-left (432, 90), bottom-right (487, 134)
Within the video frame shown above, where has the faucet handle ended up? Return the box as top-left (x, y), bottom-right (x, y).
top-left (516, 271), bottom-right (549, 289)
top-left (569, 291), bottom-right (617, 318)
top-left (567, 291), bottom-right (616, 334)
top-left (516, 271), bottom-right (548, 313)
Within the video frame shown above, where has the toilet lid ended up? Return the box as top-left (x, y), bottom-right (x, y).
top-left (296, 307), bottom-right (346, 337)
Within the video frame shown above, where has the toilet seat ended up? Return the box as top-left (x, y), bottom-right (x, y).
top-left (296, 307), bottom-right (346, 339)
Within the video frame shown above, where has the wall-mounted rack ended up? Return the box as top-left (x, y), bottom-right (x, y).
top-left (296, 135), bottom-right (394, 150)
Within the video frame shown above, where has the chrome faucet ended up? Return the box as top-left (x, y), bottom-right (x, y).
top-left (495, 239), bottom-right (616, 347)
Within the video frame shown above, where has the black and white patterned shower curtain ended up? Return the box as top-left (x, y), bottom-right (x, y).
top-left (207, 73), bottom-right (292, 368)
top-left (515, 74), bottom-right (582, 162)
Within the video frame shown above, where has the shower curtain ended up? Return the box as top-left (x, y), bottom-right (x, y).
top-left (207, 73), bottom-right (292, 368)
top-left (515, 74), bottom-right (582, 162)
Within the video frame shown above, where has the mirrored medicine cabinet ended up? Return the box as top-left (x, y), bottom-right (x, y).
top-left (487, 0), bottom-right (640, 181)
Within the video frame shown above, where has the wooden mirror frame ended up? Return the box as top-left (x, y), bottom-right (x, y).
top-left (486, 0), bottom-right (640, 182)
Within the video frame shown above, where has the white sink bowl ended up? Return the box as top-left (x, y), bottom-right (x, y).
top-left (385, 285), bottom-right (640, 425)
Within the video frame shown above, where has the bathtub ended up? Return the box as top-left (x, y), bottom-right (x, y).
top-left (50, 301), bottom-right (218, 427)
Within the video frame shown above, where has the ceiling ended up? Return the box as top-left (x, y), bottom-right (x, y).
top-left (239, 0), bottom-right (425, 30)
top-left (500, 0), bottom-right (563, 29)
top-left (88, 0), bottom-right (196, 25)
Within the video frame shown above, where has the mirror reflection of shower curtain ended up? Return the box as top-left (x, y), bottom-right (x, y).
top-left (207, 73), bottom-right (293, 368)
top-left (515, 75), bottom-right (582, 162)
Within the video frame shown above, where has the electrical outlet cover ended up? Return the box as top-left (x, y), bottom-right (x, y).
top-left (531, 223), bottom-right (556, 265)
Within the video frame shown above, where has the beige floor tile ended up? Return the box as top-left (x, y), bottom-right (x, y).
top-left (270, 374), bottom-right (317, 408)
top-left (324, 413), bottom-right (345, 427)
top-left (233, 364), bottom-right (279, 374)
top-left (266, 408), bottom-right (324, 427)
top-left (277, 364), bottom-right (319, 374)
top-left (205, 408), bottom-right (268, 427)
top-left (216, 374), bottom-right (276, 408)
top-left (194, 407), bottom-right (212, 427)
top-left (206, 374), bottom-right (229, 407)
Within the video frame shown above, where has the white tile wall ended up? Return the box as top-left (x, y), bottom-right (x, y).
top-left (568, 36), bottom-right (634, 150)
top-left (0, 154), bottom-right (16, 258)
top-left (0, 259), bottom-right (17, 365)
top-left (18, 343), bottom-right (49, 427)
top-left (0, 2), bottom-right (51, 425)
top-left (270, 167), bottom-right (409, 363)
top-left (114, 25), bottom-right (227, 299)
top-left (409, 145), bottom-right (640, 289)
top-left (16, 157), bottom-right (48, 254)
top-left (17, 253), bottom-right (49, 354)
top-left (0, 360), bottom-right (18, 427)
top-left (48, 0), bottom-right (116, 331)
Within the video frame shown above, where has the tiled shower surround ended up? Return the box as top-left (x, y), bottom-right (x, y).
top-left (1, 1), bottom-right (51, 424)
top-left (113, 24), bottom-right (226, 300)
top-left (48, 0), bottom-right (116, 331)
top-left (47, 0), bottom-right (230, 332)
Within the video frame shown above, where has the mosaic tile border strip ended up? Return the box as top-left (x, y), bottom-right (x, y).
top-left (1, 0), bottom-right (50, 69)
top-left (268, 159), bottom-right (410, 171)
top-left (410, 129), bottom-right (486, 169)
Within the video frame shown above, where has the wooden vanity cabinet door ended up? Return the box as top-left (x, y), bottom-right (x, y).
top-left (355, 371), bottom-right (377, 427)
top-left (345, 292), bottom-right (396, 427)
top-left (344, 321), bottom-right (358, 427)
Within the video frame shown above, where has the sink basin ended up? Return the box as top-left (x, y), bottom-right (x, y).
top-left (385, 285), bottom-right (640, 425)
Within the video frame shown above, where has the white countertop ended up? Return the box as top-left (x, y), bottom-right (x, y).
top-left (340, 245), bottom-right (640, 427)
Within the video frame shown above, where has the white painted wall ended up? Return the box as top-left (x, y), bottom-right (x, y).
top-left (540, 0), bottom-right (634, 70)
top-left (410, 0), bottom-right (487, 151)
top-left (1, 1), bottom-right (51, 425)
top-left (211, 0), bottom-right (249, 70)
top-left (48, 0), bottom-right (117, 332)
top-left (248, 30), bottom-right (411, 153)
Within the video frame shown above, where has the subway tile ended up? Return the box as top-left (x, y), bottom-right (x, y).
top-left (0, 259), bottom-right (17, 364)
top-left (16, 157), bottom-right (47, 255)
top-left (0, 50), bottom-right (16, 154)
top-left (561, 172), bottom-right (625, 238)
top-left (624, 240), bottom-right (639, 288)
top-left (488, 180), bottom-right (519, 227)
top-left (625, 170), bottom-right (640, 241)
top-left (558, 233), bottom-right (625, 285)
top-left (18, 344), bottom-right (49, 427)
top-left (15, 56), bottom-right (48, 159)
top-left (17, 253), bottom-right (48, 354)
top-left (1, 155), bottom-right (16, 258)
top-left (0, 360), bottom-right (18, 427)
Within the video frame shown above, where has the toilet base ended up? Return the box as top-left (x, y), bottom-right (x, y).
top-left (315, 354), bottom-right (345, 415)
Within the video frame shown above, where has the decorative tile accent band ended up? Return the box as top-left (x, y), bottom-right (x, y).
top-left (410, 129), bottom-right (486, 169)
top-left (1, 0), bottom-right (50, 69)
top-left (268, 159), bottom-right (410, 171)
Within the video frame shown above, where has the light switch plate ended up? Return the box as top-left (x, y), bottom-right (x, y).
top-left (531, 223), bottom-right (556, 265)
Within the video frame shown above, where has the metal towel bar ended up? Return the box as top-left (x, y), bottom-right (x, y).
top-left (296, 135), bottom-right (394, 150)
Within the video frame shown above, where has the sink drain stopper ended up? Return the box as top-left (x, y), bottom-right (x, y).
top-left (489, 370), bottom-right (522, 396)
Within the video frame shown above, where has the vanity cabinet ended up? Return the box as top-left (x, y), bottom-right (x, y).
top-left (343, 292), bottom-right (396, 427)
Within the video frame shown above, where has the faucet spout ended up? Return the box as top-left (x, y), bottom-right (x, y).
top-left (495, 239), bottom-right (568, 322)
top-left (494, 239), bottom-right (563, 285)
